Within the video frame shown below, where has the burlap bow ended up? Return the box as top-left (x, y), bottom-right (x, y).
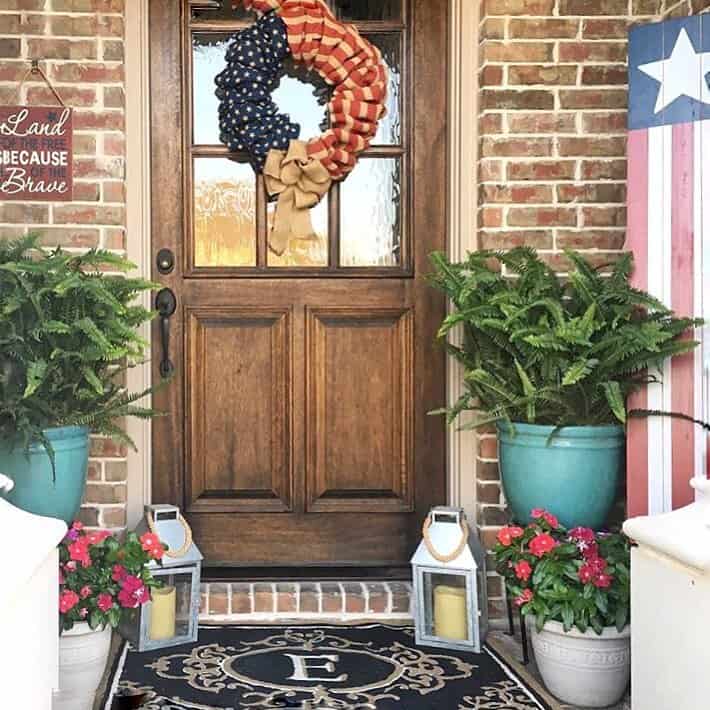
top-left (264, 140), bottom-right (332, 256)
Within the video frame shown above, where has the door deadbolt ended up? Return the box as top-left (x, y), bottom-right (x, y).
top-left (156, 248), bottom-right (175, 275)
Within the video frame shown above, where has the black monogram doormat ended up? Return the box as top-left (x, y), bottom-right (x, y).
top-left (104, 624), bottom-right (552, 710)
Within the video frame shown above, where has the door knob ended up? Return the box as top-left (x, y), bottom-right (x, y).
top-left (155, 288), bottom-right (177, 378)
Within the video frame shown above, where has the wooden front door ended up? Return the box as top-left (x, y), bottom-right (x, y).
top-left (150, 0), bottom-right (447, 568)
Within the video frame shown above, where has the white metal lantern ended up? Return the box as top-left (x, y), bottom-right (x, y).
top-left (411, 506), bottom-right (488, 653)
top-left (119, 504), bottom-right (203, 652)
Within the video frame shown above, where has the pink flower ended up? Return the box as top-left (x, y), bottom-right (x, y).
top-left (514, 588), bottom-right (533, 607)
top-left (514, 560), bottom-right (533, 582)
top-left (71, 521), bottom-right (83, 531)
top-left (68, 538), bottom-right (91, 568)
top-left (139, 532), bottom-right (165, 560)
top-left (529, 533), bottom-right (556, 558)
top-left (59, 590), bottom-right (80, 614)
top-left (65, 561), bottom-right (77, 572)
top-left (65, 529), bottom-right (79, 542)
top-left (530, 508), bottom-right (559, 529)
top-left (594, 573), bottom-right (613, 589)
top-left (588, 556), bottom-right (607, 575)
top-left (80, 585), bottom-right (92, 599)
top-left (569, 527), bottom-right (595, 544)
top-left (111, 564), bottom-right (127, 582)
top-left (578, 563), bottom-right (594, 584)
top-left (97, 593), bottom-right (114, 612)
top-left (78, 607), bottom-right (88, 619)
top-left (140, 532), bottom-right (160, 551)
top-left (497, 525), bottom-right (524, 547)
top-left (117, 575), bottom-right (151, 608)
top-left (86, 530), bottom-right (110, 546)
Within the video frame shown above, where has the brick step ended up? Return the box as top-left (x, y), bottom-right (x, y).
top-left (199, 581), bottom-right (413, 622)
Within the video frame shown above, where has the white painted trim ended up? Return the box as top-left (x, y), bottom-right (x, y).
top-left (124, 1), bottom-right (479, 530)
top-left (447, 0), bottom-right (479, 523)
top-left (124, 0), bottom-right (152, 529)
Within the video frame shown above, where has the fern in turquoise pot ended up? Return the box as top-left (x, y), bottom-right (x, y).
top-left (0, 234), bottom-right (159, 523)
top-left (430, 248), bottom-right (701, 529)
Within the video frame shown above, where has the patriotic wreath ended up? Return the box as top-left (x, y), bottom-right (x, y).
top-left (215, 0), bottom-right (388, 255)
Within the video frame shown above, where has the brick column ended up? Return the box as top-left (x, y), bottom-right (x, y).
top-left (0, 0), bottom-right (126, 529)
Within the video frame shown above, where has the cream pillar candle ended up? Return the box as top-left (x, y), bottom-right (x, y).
top-left (149, 585), bottom-right (176, 641)
top-left (433, 585), bottom-right (468, 641)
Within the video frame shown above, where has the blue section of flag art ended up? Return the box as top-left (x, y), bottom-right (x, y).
top-left (628, 14), bottom-right (710, 130)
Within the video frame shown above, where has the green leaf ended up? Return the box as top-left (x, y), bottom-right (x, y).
top-left (89, 610), bottom-right (103, 631)
top-left (107, 606), bottom-right (121, 628)
top-left (615, 604), bottom-right (629, 632)
top-left (562, 359), bottom-right (598, 386)
top-left (561, 604), bottom-right (574, 632)
top-left (601, 381), bottom-right (626, 423)
top-left (81, 367), bottom-right (104, 395)
top-left (22, 359), bottom-right (48, 398)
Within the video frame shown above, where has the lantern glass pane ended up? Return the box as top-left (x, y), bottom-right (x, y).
top-left (146, 572), bottom-right (194, 642)
top-left (422, 571), bottom-right (469, 642)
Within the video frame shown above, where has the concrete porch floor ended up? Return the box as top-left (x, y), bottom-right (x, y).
top-left (488, 629), bottom-right (631, 710)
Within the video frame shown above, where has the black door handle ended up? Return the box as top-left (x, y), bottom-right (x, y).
top-left (155, 288), bottom-right (177, 378)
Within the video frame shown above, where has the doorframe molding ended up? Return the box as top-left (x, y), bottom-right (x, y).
top-left (124, 0), bottom-right (153, 528)
top-left (123, 0), bottom-right (480, 528)
top-left (446, 0), bottom-right (479, 522)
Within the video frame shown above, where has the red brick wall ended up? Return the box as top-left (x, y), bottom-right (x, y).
top-left (477, 0), bottom-right (709, 617)
top-left (0, 0), bottom-right (126, 529)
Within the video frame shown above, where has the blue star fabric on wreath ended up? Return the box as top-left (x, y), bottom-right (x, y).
top-left (215, 11), bottom-right (300, 171)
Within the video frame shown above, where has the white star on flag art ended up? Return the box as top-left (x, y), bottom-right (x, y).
top-left (626, 15), bottom-right (710, 519)
top-left (637, 28), bottom-right (710, 113)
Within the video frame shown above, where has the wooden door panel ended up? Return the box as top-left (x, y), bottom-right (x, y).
top-left (151, 0), bottom-right (448, 569)
top-left (306, 307), bottom-right (413, 513)
top-left (190, 511), bottom-right (411, 566)
top-left (186, 307), bottom-right (292, 513)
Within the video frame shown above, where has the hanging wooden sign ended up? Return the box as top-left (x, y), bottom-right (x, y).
top-left (0, 106), bottom-right (73, 201)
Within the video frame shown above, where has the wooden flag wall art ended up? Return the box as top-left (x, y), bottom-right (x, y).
top-left (0, 105), bottom-right (73, 201)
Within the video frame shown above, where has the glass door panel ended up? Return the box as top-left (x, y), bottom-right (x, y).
top-left (334, 0), bottom-right (402, 22)
top-left (193, 157), bottom-right (257, 267)
top-left (193, 33), bottom-right (232, 145)
top-left (340, 158), bottom-right (402, 267)
top-left (365, 33), bottom-right (403, 146)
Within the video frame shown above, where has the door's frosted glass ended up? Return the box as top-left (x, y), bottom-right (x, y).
top-left (193, 34), bottom-right (232, 145)
top-left (267, 194), bottom-right (329, 267)
top-left (191, 0), bottom-right (252, 22)
top-left (335, 0), bottom-right (402, 22)
top-left (194, 158), bottom-right (256, 267)
top-left (365, 33), bottom-right (402, 145)
top-left (340, 158), bottom-right (402, 267)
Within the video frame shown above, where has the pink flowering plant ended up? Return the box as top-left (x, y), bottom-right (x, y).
top-left (492, 509), bottom-right (631, 635)
top-left (58, 521), bottom-right (166, 632)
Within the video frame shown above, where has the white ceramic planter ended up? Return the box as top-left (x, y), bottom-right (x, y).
top-left (53, 622), bottom-right (112, 710)
top-left (530, 619), bottom-right (630, 708)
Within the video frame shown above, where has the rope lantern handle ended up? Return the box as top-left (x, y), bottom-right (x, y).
top-left (146, 511), bottom-right (194, 559)
top-left (421, 513), bottom-right (469, 564)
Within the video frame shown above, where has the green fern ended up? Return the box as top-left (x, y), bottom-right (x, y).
top-left (429, 248), bottom-right (702, 427)
top-left (0, 233), bottom-right (162, 455)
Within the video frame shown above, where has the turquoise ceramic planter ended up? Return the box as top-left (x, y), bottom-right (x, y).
top-left (0, 425), bottom-right (90, 523)
top-left (497, 423), bottom-right (624, 530)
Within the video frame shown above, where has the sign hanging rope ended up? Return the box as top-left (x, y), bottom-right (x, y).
top-left (216, 0), bottom-right (388, 255)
